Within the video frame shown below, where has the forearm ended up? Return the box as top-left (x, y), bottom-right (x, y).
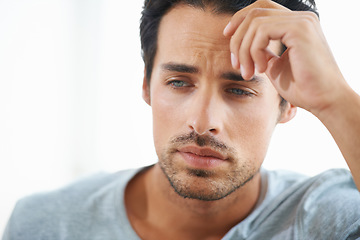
top-left (316, 84), bottom-right (360, 190)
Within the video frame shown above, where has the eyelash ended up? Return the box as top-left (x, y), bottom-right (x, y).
top-left (226, 88), bottom-right (254, 97)
top-left (167, 80), bottom-right (192, 88)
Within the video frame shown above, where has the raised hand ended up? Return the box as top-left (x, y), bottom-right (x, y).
top-left (223, 0), bottom-right (348, 117)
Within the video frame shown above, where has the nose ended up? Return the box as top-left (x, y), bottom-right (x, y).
top-left (186, 90), bottom-right (224, 135)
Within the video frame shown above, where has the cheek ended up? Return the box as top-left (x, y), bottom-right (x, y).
top-left (150, 87), bottom-right (186, 153)
top-left (226, 98), bottom-right (279, 161)
top-left (230, 81), bottom-right (281, 143)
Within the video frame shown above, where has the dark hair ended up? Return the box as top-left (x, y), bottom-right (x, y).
top-left (140, 0), bottom-right (318, 107)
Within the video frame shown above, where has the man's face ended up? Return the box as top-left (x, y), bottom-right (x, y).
top-left (144, 5), bottom-right (287, 201)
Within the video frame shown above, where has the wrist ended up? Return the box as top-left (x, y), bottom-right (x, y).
top-left (314, 83), bottom-right (360, 127)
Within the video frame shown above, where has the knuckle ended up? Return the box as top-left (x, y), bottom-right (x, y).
top-left (251, 16), bottom-right (263, 26)
top-left (305, 11), bottom-right (319, 21)
top-left (247, 15), bottom-right (267, 33)
top-left (302, 13), bottom-right (318, 26)
top-left (256, 22), bottom-right (268, 32)
top-left (299, 17), bottom-right (315, 31)
top-left (250, 45), bottom-right (258, 58)
top-left (232, 10), bottom-right (243, 21)
top-left (256, 0), bottom-right (277, 8)
top-left (248, 8), bottom-right (266, 18)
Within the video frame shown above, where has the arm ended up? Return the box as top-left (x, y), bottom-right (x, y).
top-left (223, 0), bottom-right (360, 190)
top-left (316, 85), bottom-right (360, 190)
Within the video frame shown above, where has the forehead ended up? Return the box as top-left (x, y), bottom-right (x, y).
top-left (160, 4), bottom-right (231, 37)
top-left (156, 4), bottom-right (232, 62)
top-left (157, 4), bottom-right (282, 55)
top-left (154, 4), bottom-right (281, 85)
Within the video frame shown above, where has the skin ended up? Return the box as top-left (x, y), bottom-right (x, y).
top-left (126, 0), bottom-right (360, 239)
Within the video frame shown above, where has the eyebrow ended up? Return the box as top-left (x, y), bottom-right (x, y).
top-left (161, 63), bottom-right (199, 74)
top-left (220, 72), bottom-right (263, 83)
top-left (161, 62), bottom-right (262, 83)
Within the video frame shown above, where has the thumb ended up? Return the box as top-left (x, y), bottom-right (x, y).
top-left (266, 50), bottom-right (292, 92)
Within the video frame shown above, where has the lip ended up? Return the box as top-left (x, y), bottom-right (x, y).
top-left (178, 146), bottom-right (227, 160)
top-left (177, 146), bottom-right (228, 169)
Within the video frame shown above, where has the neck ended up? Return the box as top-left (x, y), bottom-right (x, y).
top-left (125, 164), bottom-right (262, 240)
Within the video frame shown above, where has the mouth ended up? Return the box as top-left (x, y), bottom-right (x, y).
top-left (177, 146), bottom-right (228, 169)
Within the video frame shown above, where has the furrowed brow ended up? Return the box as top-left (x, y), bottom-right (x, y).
top-left (221, 72), bottom-right (263, 84)
top-left (161, 63), bottom-right (199, 74)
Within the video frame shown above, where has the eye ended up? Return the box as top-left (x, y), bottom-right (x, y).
top-left (226, 88), bottom-right (254, 97)
top-left (167, 80), bottom-right (192, 88)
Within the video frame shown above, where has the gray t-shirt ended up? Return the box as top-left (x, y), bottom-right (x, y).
top-left (3, 167), bottom-right (360, 240)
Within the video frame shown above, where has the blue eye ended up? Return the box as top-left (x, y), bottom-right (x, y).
top-left (227, 88), bottom-right (253, 96)
top-left (168, 80), bottom-right (190, 88)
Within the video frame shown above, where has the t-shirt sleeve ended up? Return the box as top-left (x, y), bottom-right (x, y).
top-left (1, 196), bottom-right (52, 240)
top-left (2, 218), bottom-right (11, 240)
top-left (296, 169), bottom-right (360, 239)
top-left (2, 199), bottom-right (34, 240)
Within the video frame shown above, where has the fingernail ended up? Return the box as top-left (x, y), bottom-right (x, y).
top-left (254, 64), bottom-right (259, 73)
top-left (231, 53), bottom-right (238, 69)
top-left (240, 64), bottom-right (246, 77)
top-left (224, 22), bottom-right (231, 35)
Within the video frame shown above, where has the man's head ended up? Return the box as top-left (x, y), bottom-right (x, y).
top-left (140, 0), bottom-right (316, 201)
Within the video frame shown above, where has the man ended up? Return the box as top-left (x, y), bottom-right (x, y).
top-left (3, 0), bottom-right (360, 239)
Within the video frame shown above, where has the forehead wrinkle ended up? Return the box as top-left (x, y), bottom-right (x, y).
top-left (184, 32), bottom-right (229, 53)
top-left (183, 40), bottom-right (230, 79)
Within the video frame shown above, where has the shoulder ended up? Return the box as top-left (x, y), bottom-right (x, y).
top-left (264, 168), bottom-right (357, 200)
top-left (16, 168), bottom-right (137, 213)
top-left (3, 168), bottom-right (141, 240)
top-left (297, 168), bottom-right (359, 211)
top-left (243, 169), bottom-right (360, 240)
top-left (295, 169), bottom-right (360, 239)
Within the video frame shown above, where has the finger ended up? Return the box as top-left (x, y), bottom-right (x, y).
top-left (240, 31), bottom-right (277, 79)
top-left (229, 8), bottom-right (295, 74)
top-left (223, 5), bottom-right (251, 37)
top-left (236, 12), bottom-right (288, 79)
top-left (250, 20), bottom-right (287, 73)
top-left (266, 50), bottom-right (293, 95)
top-left (223, 15), bottom-right (245, 37)
top-left (229, 9), bottom-right (272, 72)
top-left (250, 14), bottom-right (317, 72)
top-left (254, 47), bottom-right (278, 74)
top-left (238, 23), bottom-right (255, 79)
top-left (223, 0), bottom-right (289, 37)
top-left (228, 8), bottom-right (274, 53)
top-left (241, 12), bottom-right (316, 78)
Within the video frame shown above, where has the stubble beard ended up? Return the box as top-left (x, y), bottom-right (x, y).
top-left (158, 132), bottom-right (259, 201)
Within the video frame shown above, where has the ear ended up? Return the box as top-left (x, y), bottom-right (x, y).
top-left (142, 69), bottom-right (151, 106)
top-left (278, 103), bottom-right (297, 123)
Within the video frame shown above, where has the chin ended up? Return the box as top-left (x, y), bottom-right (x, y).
top-left (160, 163), bottom-right (257, 202)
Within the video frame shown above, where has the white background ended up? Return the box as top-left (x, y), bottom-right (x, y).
top-left (1, 0), bottom-right (359, 235)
